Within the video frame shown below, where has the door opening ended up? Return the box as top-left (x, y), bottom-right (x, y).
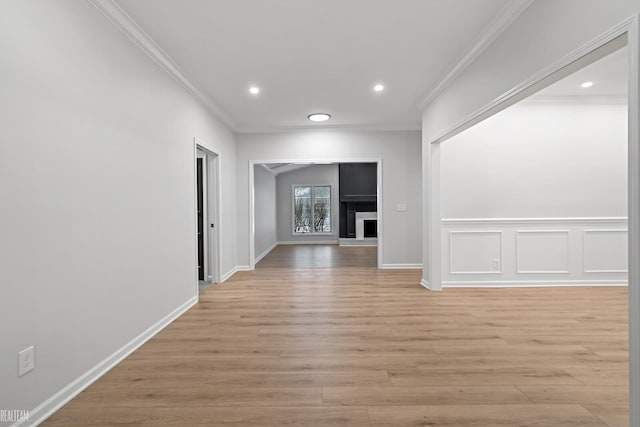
top-left (195, 145), bottom-right (221, 293)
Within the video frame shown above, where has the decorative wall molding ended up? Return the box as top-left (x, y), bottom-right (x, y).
top-left (442, 217), bottom-right (628, 225)
top-left (515, 230), bottom-right (570, 274)
top-left (442, 217), bottom-right (628, 287)
top-left (24, 296), bottom-right (198, 427)
top-left (583, 229), bottom-right (629, 273)
top-left (443, 280), bottom-right (628, 288)
top-left (449, 230), bottom-right (503, 275)
top-left (417, 0), bottom-right (536, 110)
top-left (88, 0), bottom-right (236, 130)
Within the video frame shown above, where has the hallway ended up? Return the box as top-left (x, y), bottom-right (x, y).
top-left (45, 246), bottom-right (628, 426)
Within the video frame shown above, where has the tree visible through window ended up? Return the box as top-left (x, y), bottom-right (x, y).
top-left (293, 185), bottom-right (331, 233)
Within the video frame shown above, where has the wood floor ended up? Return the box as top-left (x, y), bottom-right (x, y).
top-left (45, 245), bottom-right (629, 426)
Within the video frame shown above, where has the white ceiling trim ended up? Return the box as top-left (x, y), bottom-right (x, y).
top-left (417, 0), bottom-right (536, 111)
top-left (236, 122), bottom-right (422, 134)
top-left (88, 0), bottom-right (237, 130)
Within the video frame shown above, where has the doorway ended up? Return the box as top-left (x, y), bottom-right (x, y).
top-left (195, 145), bottom-right (221, 293)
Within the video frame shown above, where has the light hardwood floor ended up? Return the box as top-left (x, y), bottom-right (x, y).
top-left (45, 245), bottom-right (629, 426)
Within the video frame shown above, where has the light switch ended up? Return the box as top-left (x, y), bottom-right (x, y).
top-left (396, 203), bottom-right (408, 212)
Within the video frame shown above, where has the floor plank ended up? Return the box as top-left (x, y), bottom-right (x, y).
top-left (44, 245), bottom-right (629, 426)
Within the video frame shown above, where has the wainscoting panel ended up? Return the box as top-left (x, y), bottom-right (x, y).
top-left (584, 229), bottom-right (629, 273)
top-left (449, 231), bottom-right (502, 274)
top-left (442, 218), bottom-right (628, 287)
top-left (516, 230), bottom-right (569, 274)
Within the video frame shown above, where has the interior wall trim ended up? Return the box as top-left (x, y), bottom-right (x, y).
top-left (87, 0), bottom-right (236, 130)
top-left (22, 296), bottom-right (198, 427)
top-left (442, 217), bottom-right (628, 225)
top-left (443, 280), bottom-right (628, 288)
top-left (417, 0), bottom-right (536, 110)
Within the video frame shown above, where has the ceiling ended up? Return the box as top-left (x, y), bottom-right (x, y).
top-left (114, 0), bottom-right (512, 131)
top-left (530, 46), bottom-right (628, 99)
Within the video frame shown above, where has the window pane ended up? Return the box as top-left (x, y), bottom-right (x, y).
top-left (294, 186), bottom-right (312, 233)
top-left (313, 186), bottom-right (331, 233)
top-left (294, 186), bottom-right (311, 197)
top-left (314, 186), bottom-right (330, 199)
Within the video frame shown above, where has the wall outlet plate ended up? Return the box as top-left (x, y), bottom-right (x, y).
top-left (492, 259), bottom-right (501, 270)
top-left (18, 346), bottom-right (34, 376)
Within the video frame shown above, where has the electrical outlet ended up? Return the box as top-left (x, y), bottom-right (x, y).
top-left (492, 259), bottom-right (501, 270)
top-left (18, 346), bottom-right (34, 377)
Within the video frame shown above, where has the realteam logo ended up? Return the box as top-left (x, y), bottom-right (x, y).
top-left (0, 410), bottom-right (30, 423)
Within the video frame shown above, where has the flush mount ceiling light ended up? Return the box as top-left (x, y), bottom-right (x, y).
top-left (373, 84), bottom-right (385, 92)
top-left (249, 86), bottom-right (260, 95)
top-left (308, 113), bottom-right (331, 122)
top-left (581, 81), bottom-right (594, 88)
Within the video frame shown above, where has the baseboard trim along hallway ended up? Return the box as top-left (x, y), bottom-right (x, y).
top-left (24, 296), bottom-right (198, 427)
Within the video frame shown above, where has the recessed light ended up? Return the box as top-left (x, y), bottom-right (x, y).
top-left (581, 81), bottom-right (594, 88)
top-left (374, 84), bottom-right (385, 92)
top-left (308, 113), bottom-right (331, 122)
top-left (249, 86), bottom-right (260, 95)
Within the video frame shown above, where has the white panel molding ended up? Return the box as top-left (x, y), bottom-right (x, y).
top-left (87, 0), bottom-right (236, 130)
top-left (277, 240), bottom-right (339, 245)
top-left (449, 230), bottom-right (503, 275)
top-left (417, 0), bottom-right (536, 110)
top-left (583, 229), bottom-right (629, 273)
top-left (255, 241), bottom-right (278, 264)
top-left (382, 263), bottom-right (422, 269)
top-left (516, 230), bottom-right (570, 274)
top-left (442, 217), bottom-right (628, 225)
top-left (443, 280), bottom-right (628, 288)
top-left (22, 296), bottom-right (197, 427)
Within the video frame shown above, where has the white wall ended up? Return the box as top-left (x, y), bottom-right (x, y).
top-left (0, 1), bottom-right (236, 423)
top-left (254, 165), bottom-right (277, 260)
top-left (440, 101), bottom-right (628, 286)
top-left (237, 131), bottom-right (422, 267)
top-left (276, 165), bottom-right (340, 243)
top-left (442, 102), bottom-right (628, 218)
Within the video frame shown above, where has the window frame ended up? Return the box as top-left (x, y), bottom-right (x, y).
top-left (291, 184), bottom-right (333, 235)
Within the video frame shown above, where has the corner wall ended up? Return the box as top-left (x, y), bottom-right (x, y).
top-left (254, 165), bottom-right (277, 260)
top-left (0, 1), bottom-right (236, 423)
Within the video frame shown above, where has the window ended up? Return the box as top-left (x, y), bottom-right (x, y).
top-left (293, 185), bottom-right (331, 234)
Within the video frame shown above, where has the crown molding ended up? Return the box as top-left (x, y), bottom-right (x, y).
top-left (417, 0), bottom-right (536, 111)
top-left (88, 0), bottom-right (237, 130)
top-left (236, 122), bottom-right (422, 134)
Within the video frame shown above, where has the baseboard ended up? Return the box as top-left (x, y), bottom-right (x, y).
top-left (236, 265), bottom-right (252, 271)
top-left (254, 242), bottom-right (278, 264)
top-left (22, 296), bottom-right (198, 427)
top-left (277, 240), bottom-right (338, 245)
top-left (338, 238), bottom-right (378, 247)
top-left (382, 263), bottom-right (422, 269)
top-left (221, 267), bottom-right (237, 282)
top-left (442, 280), bottom-right (629, 288)
top-left (420, 279), bottom-right (442, 291)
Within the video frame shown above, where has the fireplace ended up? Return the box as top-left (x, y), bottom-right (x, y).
top-left (355, 212), bottom-right (377, 240)
top-left (364, 220), bottom-right (377, 238)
